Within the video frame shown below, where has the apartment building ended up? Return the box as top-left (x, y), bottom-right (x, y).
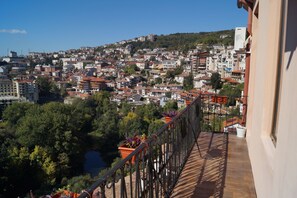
top-left (15, 80), bottom-right (39, 102)
top-left (0, 77), bottom-right (38, 113)
top-left (162, 60), bottom-right (177, 70)
top-left (77, 77), bottom-right (107, 93)
top-left (0, 78), bottom-right (17, 97)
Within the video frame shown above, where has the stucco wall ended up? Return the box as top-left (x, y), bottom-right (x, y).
top-left (246, 0), bottom-right (297, 197)
top-left (273, 0), bottom-right (297, 197)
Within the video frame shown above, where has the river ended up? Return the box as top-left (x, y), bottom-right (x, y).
top-left (84, 150), bottom-right (106, 177)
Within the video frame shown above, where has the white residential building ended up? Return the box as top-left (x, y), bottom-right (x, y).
top-left (0, 77), bottom-right (39, 105)
top-left (234, 27), bottom-right (247, 51)
top-left (162, 60), bottom-right (177, 70)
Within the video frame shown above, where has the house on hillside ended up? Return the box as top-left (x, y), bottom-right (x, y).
top-left (222, 117), bottom-right (243, 133)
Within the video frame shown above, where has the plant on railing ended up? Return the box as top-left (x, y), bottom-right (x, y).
top-left (122, 134), bottom-right (146, 148)
top-left (162, 110), bottom-right (178, 123)
top-left (78, 97), bottom-right (202, 198)
top-left (118, 134), bottom-right (147, 163)
top-left (51, 187), bottom-right (80, 198)
top-left (185, 96), bottom-right (192, 106)
top-left (162, 111), bottom-right (178, 118)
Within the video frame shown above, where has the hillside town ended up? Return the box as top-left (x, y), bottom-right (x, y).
top-left (3, 0), bottom-right (297, 197)
top-left (0, 28), bottom-right (246, 113)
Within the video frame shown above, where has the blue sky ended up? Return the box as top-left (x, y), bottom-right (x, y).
top-left (0, 0), bottom-right (247, 56)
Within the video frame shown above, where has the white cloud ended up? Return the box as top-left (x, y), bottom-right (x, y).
top-left (0, 29), bottom-right (27, 34)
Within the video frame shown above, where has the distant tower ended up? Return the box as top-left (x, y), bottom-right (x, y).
top-left (9, 51), bottom-right (17, 58)
top-left (234, 27), bottom-right (247, 51)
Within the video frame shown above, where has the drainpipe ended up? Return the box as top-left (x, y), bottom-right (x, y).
top-left (242, 6), bottom-right (253, 126)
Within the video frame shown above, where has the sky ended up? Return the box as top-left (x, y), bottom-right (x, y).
top-left (0, 0), bottom-right (247, 56)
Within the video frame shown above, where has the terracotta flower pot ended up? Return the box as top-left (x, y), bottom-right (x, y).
top-left (118, 145), bottom-right (146, 164)
top-left (185, 100), bottom-right (191, 106)
top-left (165, 116), bottom-right (172, 123)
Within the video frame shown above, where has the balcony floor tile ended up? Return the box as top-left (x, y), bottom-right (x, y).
top-left (171, 132), bottom-right (256, 198)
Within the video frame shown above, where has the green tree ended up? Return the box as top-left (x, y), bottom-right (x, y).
top-left (36, 77), bottom-right (62, 99)
top-left (219, 83), bottom-right (244, 106)
top-left (50, 83), bottom-right (60, 96)
top-left (29, 146), bottom-right (57, 185)
top-left (155, 77), bottom-right (162, 84)
top-left (183, 73), bottom-right (194, 90)
top-left (148, 120), bottom-right (165, 135)
top-left (165, 66), bottom-right (183, 80)
top-left (173, 66), bottom-right (184, 75)
top-left (165, 92), bottom-right (172, 98)
top-left (119, 102), bottom-right (132, 117)
top-left (119, 112), bottom-right (149, 137)
top-left (93, 108), bottom-right (119, 138)
top-left (60, 86), bottom-right (68, 97)
top-left (92, 91), bottom-right (112, 116)
top-left (163, 100), bottom-right (178, 111)
top-left (210, 72), bottom-right (222, 91)
top-left (69, 99), bottom-right (95, 135)
top-left (6, 146), bottom-right (42, 197)
top-left (13, 102), bottom-right (86, 183)
top-left (143, 103), bottom-right (162, 122)
top-left (166, 70), bottom-right (175, 79)
top-left (124, 64), bottom-right (139, 75)
top-left (0, 125), bottom-right (20, 197)
top-left (3, 102), bottom-right (34, 127)
top-left (65, 174), bottom-right (94, 193)
top-left (36, 77), bottom-right (52, 97)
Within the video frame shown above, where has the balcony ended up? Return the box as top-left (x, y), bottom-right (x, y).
top-left (78, 95), bottom-right (256, 198)
top-left (171, 132), bottom-right (256, 198)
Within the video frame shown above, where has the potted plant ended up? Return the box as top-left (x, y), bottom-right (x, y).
top-left (236, 126), bottom-right (246, 138)
top-left (118, 134), bottom-right (147, 164)
top-left (185, 97), bottom-right (192, 106)
top-left (162, 111), bottom-right (178, 123)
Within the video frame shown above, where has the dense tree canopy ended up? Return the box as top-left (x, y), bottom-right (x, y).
top-left (183, 73), bottom-right (194, 91)
top-left (163, 100), bottom-right (178, 112)
top-left (36, 77), bottom-right (52, 97)
top-left (36, 76), bottom-right (64, 102)
top-left (166, 66), bottom-right (184, 79)
top-left (119, 112), bottom-right (149, 137)
top-left (124, 64), bottom-right (140, 75)
top-left (0, 98), bottom-right (98, 196)
top-left (0, 91), bottom-right (171, 197)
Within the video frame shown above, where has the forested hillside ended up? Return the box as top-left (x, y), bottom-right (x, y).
top-left (123, 29), bottom-right (234, 53)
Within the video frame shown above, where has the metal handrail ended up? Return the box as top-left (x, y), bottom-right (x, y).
top-left (79, 96), bottom-right (202, 198)
top-left (78, 94), bottom-right (245, 198)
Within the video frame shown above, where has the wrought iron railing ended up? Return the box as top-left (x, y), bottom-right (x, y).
top-left (200, 94), bottom-right (246, 133)
top-left (79, 97), bottom-right (202, 198)
top-left (78, 93), bottom-right (246, 198)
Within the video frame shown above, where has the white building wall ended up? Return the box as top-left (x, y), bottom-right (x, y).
top-left (234, 27), bottom-right (247, 51)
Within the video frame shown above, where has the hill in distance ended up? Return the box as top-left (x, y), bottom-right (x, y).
top-left (100, 29), bottom-right (234, 53)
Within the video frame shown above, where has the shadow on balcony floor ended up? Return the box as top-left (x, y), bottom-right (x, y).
top-left (171, 132), bottom-right (256, 198)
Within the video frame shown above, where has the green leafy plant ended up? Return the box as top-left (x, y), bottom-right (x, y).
top-left (121, 134), bottom-right (146, 148)
top-left (162, 111), bottom-right (178, 118)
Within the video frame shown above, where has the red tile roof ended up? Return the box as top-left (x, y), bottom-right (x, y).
top-left (222, 117), bottom-right (242, 128)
